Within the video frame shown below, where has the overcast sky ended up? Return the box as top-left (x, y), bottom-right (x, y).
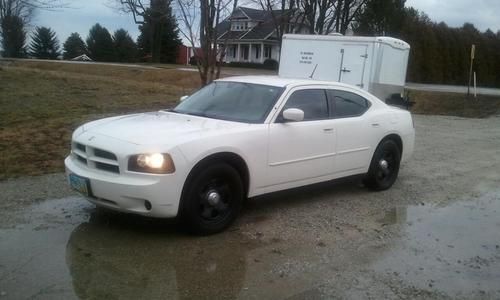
top-left (406, 0), bottom-right (500, 32)
top-left (34, 0), bottom-right (500, 45)
top-left (33, 0), bottom-right (140, 45)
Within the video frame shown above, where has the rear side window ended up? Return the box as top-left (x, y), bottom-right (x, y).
top-left (279, 89), bottom-right (328, 122)
top-left (328, 90), bottom-right (370, 118)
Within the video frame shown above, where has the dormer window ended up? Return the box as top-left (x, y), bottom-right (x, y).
top-left (231, 21), bottom-right (250, 31)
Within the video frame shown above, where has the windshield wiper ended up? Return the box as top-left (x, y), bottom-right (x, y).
top-left (169, 109), bottom-right (212, 118)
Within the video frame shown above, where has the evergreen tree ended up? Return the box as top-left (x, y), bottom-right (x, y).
top-left (1, 15), bottom-right (27, 58)
top-left (29, 26), bottom-right (60, 59)
top-left (352, 2), bottom-right (500, 87)
top-left (136, 1), bottom-right (181, 63)
top-left (354, 0), bottom-right (406, 36)
top-left (63, 32), bottom-right (87, 59)
top-left (113, 29), bottom-right (137, 62)
top-left (86, 23), bottom-right (115, 62)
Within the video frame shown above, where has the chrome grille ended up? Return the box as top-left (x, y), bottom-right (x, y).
top-left (72, 142), bottom-right (120, 174)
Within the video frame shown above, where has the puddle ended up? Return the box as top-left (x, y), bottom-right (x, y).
top-left (0, 197), bottom-right (261, 299)
top-left (373, 192), bottom-right (500, 296)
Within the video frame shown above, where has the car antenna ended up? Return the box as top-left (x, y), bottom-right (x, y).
top-left (309, 64), bottom-right (318, 79)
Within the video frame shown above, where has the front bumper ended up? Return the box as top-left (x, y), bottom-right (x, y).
top-left (65, 156), bottom-right (184, 218)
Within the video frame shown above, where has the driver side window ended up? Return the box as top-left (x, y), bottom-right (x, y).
top-left (278, 89), bottom-right (328, 122)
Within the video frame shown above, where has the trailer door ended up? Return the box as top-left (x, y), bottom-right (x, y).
top-left (338, 44), bottom-right (368, 89)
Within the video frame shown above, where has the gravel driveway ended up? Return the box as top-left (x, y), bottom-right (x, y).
top-left (1, 114), bottom-right (500, 299)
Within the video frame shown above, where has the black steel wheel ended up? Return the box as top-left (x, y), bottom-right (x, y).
top-left (181, 163), bottom-right (243, 235)
top-left (365, 140), bottom-right (401, 191)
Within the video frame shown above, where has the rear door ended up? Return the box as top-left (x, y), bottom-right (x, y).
top-left (326, 88), bottom-right (373, 173)
top-left (338, 44), bottom-right (369, 89)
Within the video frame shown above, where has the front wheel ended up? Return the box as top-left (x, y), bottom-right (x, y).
top-left (364, 140), bottom-right (401, 191)
top-left (180, 163), bottom-right (244, 235)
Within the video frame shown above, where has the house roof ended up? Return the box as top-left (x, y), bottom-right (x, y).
top-left (239, 7), bottom-right (268, 20)
top-left (217, 7), bottom-right (293, 41)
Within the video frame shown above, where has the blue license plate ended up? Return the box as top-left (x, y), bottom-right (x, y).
top-left (69, 173), bottom-right (91, 197)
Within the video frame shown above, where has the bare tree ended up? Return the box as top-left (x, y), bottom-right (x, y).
top-left (1, 0), bottom-right (68, 24)
top-left (255, 0), bottom-right (366, 39)
top-left (254, 0), bottom-right (296, 47)
top-left (331, 0), bottom-right (366, 33)
top-left (177, 0), bottom-right (232, 85)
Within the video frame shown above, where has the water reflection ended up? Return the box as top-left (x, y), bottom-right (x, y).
top-left (373, 192), bottom-right (500, 296)
top-left (66, 210), bottom-right (253, 299)
top-left (378, 206), bottom-right (408, 226)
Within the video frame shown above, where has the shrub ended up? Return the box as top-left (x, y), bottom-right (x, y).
top-left (189, 56), bottom-right (198, 66)
top-left (227, 59), bottom-right (279, 70)
top-left (263, 59), bottom-right (279, 70)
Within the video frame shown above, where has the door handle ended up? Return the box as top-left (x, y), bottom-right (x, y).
top-left (323, 128), bottom-right (334, 132)
top-left (371, 123), bottom-right (380, 127)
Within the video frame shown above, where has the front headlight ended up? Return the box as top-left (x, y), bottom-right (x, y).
top-left (128, 153), bottom-right (176, 174)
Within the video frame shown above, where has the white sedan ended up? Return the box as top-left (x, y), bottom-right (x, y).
top-left (65, 76), bottom-right (415, 234)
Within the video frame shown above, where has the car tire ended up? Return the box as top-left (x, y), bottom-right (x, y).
top-left (364, 139), bottom-right (401, 191)
top-left (180, 163), bottom-right (244, 235)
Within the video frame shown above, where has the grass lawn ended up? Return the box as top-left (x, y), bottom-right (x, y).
top-left (1, 59), bottom-right (499, 180)
top-left (409, 90), bottom-right (500, 118)
top-left (0, 60), bottom-right (200, 180)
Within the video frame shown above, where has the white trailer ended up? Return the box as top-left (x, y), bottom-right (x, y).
top-left (278, 34), bottom-right (411, 104)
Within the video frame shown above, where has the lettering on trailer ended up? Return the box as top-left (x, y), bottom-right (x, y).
top-left (299, 51), bottom-right (315, 64)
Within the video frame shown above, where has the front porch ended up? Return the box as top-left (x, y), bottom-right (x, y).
top-left (221, 43), bottom-right (280, 64)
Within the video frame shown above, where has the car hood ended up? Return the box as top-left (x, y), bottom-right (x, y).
top-left (78, 111), bottom-right (249, 146)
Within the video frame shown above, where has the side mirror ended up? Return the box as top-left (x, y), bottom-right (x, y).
top-left (179, 95), bottom-right (189, 102)
top-left (282, 108), bottom-right (304, 122)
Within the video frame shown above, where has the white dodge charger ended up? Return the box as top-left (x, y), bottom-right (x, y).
top-left (65, 76), bottom-right (415, 234)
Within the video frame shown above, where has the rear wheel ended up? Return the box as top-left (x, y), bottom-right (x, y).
top-left (180, 163), bottom-right (243, 235)
top-left (365, 140), bottom-right (401, 191)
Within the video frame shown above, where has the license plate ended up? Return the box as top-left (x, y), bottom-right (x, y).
top-left (69, 173), bottom-right (91, 197)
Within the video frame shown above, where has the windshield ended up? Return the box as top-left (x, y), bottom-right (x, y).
top-left (171, 81), bottom-right (284, 123)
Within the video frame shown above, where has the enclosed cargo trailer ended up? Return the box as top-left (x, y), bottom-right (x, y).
top-left (278, 34), bottom-right (411, 104)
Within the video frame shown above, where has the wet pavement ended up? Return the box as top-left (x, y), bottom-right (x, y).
top-left (1, 115), bottom-right (500, 299)
top-left (374, 193), bottom-right (500, 297)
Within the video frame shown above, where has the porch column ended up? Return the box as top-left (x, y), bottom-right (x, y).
top-left (248, 44), bottom-right (252, 62)
top-left (236, 44), bottom-right (241, 62)
top-left (260, 43), bottom-right (264, 63)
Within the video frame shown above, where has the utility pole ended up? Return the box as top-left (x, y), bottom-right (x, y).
top-left (467, 44), bottom-right (475, 97)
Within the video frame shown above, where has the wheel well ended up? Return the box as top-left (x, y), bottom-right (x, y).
top-left (381, 134), bottom-right (403, 155)
top-left (185, 152), bottom-right (250, 195)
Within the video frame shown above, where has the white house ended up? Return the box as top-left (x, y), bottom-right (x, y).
top-left (217, 7), bottom-right (307, 64)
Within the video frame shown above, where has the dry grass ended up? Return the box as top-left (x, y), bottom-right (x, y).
top-left (0, 60), bottom-right (200, 180)
top-left (409, 90), bottom-right (500, 118)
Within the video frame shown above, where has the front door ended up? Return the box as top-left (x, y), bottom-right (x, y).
top-left (241, 44), bottom-right (249, 61)
top-left (266, 88), bottom-right (336, 186)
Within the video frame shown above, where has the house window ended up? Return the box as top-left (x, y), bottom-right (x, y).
top-left (231, 21), bottom-right (249, 31)
top-left (264, 45), bottom-right (272, 58)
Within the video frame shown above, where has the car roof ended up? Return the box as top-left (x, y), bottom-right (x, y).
top-left (216, 75), bottom-right (361, 90)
